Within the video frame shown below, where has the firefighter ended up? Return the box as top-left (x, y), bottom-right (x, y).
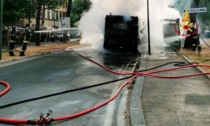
top-left (19, 27), bottom-right (31, 56)
top-left (192, 33), bottom-right (200, 51)
top-left (8, 26), bottom-right (16, 56)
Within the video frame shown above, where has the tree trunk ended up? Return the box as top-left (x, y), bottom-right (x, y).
top-left (28, 17), bottom-right (31, 27)
top-left (41, 3), bottom-right (46, 25)
top-left (62, 0), bottom-right (72, 43)
top-left (84, 0), bottom-right (87, 10)
top-left (66, 0), bottom-right (72, 17)
top-left (35, 0), bottom-right (42, 46)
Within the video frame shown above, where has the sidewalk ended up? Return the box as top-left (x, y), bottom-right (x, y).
top-left (0, 41), bottom-right (80, 61)
top-left (130, 50), bottom-right (210, 126)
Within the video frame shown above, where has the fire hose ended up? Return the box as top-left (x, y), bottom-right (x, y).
top-left (0, 80), bottom-right (10, 97)
top-left (1, 50), bottom-right (210, 125)
top-left (0, 62), bottom-right (195, 109)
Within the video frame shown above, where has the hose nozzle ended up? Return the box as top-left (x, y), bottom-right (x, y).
top-left (27, 110), bottom-right (54, 125)
top-left (45, 110), bottom-right (53, 118)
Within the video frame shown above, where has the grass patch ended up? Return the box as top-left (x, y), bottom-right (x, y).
top-left (179, 38), bottom-right (210, 72)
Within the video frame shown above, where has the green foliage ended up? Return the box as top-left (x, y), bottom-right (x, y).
top-left (2, 0), bottom-right (92, 27)
top-left (2, 0), bottom-right (67, 26)
top-left (197, 0), bottom-right (210, 24)
top-left (174, 0), bottom-right (210, 30)
top-left (44, 0), bottom-right (67, 10)
top-left (23, 0), bottom-right (36, 21)
top-left (70, 0), bottom-right (92, 26)
top-left (3, 0), bottom-right (28, 25)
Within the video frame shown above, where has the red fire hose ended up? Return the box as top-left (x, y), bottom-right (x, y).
top-left (53, 74), bottom-right (139, 122)
top-left (0, 74), bottom-right (138, 125)
top-left (1, 51), bottom-right (210, 125)
top-left (0, 80), bottom-right (10, 97)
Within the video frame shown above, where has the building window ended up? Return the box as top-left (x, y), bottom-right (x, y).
top-left (52, 11), bottom-right (55, 20)
top-left (45, 9), bottom-right (48, 19)
top-left (56, 11), bottom-right (58, 20)
top-left (48, 10), bottom-right (50, 19)
top-left (60, 12), bottom-right (63, 17)
top-left (63, 12), bottom-right (66, 17)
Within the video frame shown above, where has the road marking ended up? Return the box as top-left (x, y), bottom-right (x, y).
top-left (104, 59), bottom-right (134, 126)
top-left (103, 76), bottom-right (122, 126)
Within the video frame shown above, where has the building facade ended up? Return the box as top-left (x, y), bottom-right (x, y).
top-left (23, 1), bottom-right (68, 29)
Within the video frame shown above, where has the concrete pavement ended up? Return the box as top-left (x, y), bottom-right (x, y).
top-left (130, 49), bottom-right (210, 126)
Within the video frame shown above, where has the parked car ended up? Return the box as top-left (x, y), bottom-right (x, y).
top-left (70, 29), bottom-right (81, 39)
top-left (204, 30), bottom-right (210, 38)
top-left (52, 32), bottom-right (70, 41)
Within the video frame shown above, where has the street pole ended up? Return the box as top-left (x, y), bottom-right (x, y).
top-left (147, 0), bottom-right (151, 55)
top-left (0, 0), bottom-right (3, 60)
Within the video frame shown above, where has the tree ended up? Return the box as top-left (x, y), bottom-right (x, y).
top-left (34, 0), bottom-right (67, 46)
top-left (70, 0), bottom-right (92, 26)
top-left (3, 0), bottom-right (30, 25)
top-left (34, 0), bottom-right (42, 46)
top-left (40, 0), bottom-right (67, 25)
top-left (3, 0), bottom-right (37, 27)
top-left (197, 0), bottom-right (210, 28)
top-left (66, 0), bottom-right (72, 17)
top-left (23, 0), bottom-right (36, 27)
top-left (174, 0), bottom-right (210, 33)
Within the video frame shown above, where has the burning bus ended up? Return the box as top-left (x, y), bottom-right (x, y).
top-left (103, 15), bottom-right (139, 53)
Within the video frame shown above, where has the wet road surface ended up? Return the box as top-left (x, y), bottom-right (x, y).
top-left (0, 48), bottom-right (139, 126)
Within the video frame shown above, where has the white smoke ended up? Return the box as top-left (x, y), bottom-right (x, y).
top-left (149, 0), bottom-right (181, 47)
top-left (78, 0), bottom-right (181, 53)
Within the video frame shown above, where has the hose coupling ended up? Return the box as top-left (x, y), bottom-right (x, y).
top-left (27, 110), bottom-right (54, 125)
top-left (45, 110), bottom-right (53, 118)
top-left (173, 62), bottom-right (187, 66)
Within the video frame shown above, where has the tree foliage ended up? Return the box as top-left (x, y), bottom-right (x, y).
top-left (40, 0), bottom-right (67, 25)
top-left (197, 0), bottom-right (210, 24)
top-left (3, 0), bottom-right (30, 25)
top-left (70, 0), bottom-right (92, 26)
top-left (33, 0), bottom-right (67, 45)
top-left (174, 0), bottom-right (210, 30)
top-left (23, 0), bottom-right (36, 26)
top-left (66, 0), bottom-right (72, 17)
top-left (2, 0), bottom-right (66, 26)
top-left (44, 0), bottom-right (67, 10)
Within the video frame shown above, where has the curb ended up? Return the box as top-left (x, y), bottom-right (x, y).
top-left (0, 44), bottom-right (86, 67)
top-left (0, 49), bottom-right (64, 67)
top-left (179, 54), bottom-right (210, 79)
top-left (130, 56), bottom-right (146, 126)
top-left (129, 52), bottom-right (210, 126)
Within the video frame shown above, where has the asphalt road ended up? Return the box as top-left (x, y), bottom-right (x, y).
top-left (0, 48), bottom-right (138, 126)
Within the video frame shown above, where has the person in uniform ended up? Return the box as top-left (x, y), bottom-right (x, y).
top-left (192, 33), bottom-right (201, 51)
top-left (9, 26), bottom-right (16, 56)
top-left (19, 27), bottom-right (31, 56)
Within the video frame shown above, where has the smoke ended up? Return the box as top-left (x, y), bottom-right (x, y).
top-left (149, 0), bottom-right (181, 48)
top-left (78, 0), bottom-right (181, 53)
